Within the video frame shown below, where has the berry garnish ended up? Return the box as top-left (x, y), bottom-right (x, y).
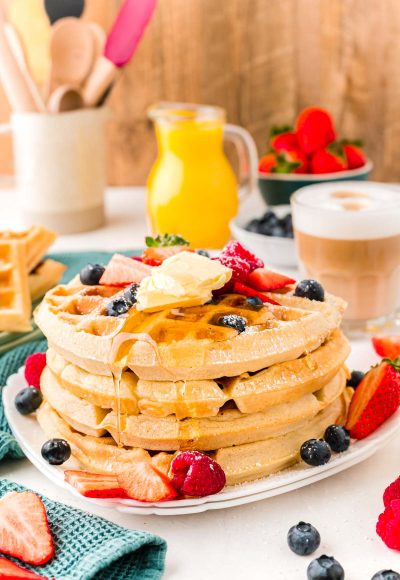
top-left (145, 233), bottom-right (189, 247)
top-left (372, 571), bottom-right (400, 580)
top-left (15, 387), bottom-right (43, 415)
top-left (171, 451), bottom-right (226, 497)
top-left (0, 491), bottom-right (54, 565)
top-left (377, 499), bottom-right (400, 550)
top-left (347, 370), bottom-right (365, 389)
top-left (233, 281), bottom-right (280, 305)
top-left (345, 358), bottom-right (400, 440)
top-left (218, 314), bottom-right (247, 333)
top-left (300, 439), bottom-right (331, 466)
top-left (79, 263), bottom-right (105, 285)
top-left (24, 352), bottom-right (46, 389)
top-left (105, 297), bottom-right (131, 317)
top-left (287, 521), bottom-right (320, 556)
top-left (323, 425), bottom-right (350, 453)
top-left (217, 254), bottom-right (251, 283)
top-left (307, 555), bottom-right (344, 580)
top-left (383, 475), bottom-right (400, 508)
top-left (0, 557), bottom-right (49, 579)
top-left (117, 462), bottom-right (178, 502)
top-left (219, 240), bottom-right (264, 270)
top-left (41, 438), bottom-right (71, 465)
top-left (123, 283), bottom-right (139, 305)
top-left (246, 296), bottom-right (264, 308)
top-left (294, 279), bottom-right (325, 301)
top-left (100, 253), bottom-right (151, 286)
top-left (372, 335), bottom-right (400, 360)
top-left (247, 267), bottom-right (295, 292)
top-left (65, 470), bottom-right (126, 498)
top-left (196, 249), bottom-right (210, 257)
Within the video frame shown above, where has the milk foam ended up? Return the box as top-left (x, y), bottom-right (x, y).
top-left (292, 182), bottom-right (400, 239)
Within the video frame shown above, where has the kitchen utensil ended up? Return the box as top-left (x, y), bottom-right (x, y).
top-left (47, 85), bottom-right (84, 113)
top-left (83, 0), bottom-right (157, 107)
top-left (4, 24), bottom-right (46, 112)
top-left (0, 8), bottom-right (40, 112)
top-left (44, 0), bottom-right (85, 24)
top-left (46, 17), bottom-right (94, 98)
top-left (8, 0), bottom-right (51, 86)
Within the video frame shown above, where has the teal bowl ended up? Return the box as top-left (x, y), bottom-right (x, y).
top-left (258, 160), bottom-right (373, 206)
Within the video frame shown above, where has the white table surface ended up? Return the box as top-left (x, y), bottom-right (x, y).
top-left (1, 187), bottom-right (400, 580)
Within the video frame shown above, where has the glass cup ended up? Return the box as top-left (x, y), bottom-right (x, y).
top-left (291, 181), bottom-right (400, 337)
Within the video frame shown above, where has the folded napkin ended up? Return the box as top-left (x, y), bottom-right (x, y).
top-left (0, 479), bottom-right (167, 580)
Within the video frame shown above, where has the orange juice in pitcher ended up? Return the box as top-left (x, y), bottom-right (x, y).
top-left (147, 103), bottom-right (258, 248)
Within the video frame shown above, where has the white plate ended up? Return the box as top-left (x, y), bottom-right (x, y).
top-left (3, 340), bottom-right (398, 516)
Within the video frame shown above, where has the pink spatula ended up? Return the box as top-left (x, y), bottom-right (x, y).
top-left (83, 0), bottom-right (157, 107)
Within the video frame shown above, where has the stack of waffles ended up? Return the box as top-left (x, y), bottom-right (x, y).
top-left (0, 226), bottom-right (65, 343)
top-left (34, 278), bottom-right (352, 486)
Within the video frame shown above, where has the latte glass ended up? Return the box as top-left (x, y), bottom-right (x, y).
top-left (291, 181), bottom-right (400, 336)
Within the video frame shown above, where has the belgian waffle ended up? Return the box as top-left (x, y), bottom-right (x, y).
top-left (0, 226), bottom-right (56, 272)
top-left (35, 283), bottom-right (346, 380)
top-left (0, 239), bottom-right (31, 332)
top-left (29, 259), bottom-right (67, 303)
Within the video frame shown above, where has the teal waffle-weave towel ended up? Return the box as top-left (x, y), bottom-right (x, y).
top-left (0, 479), bottom-right (167, 580)
top-left (0, 250), bottom-right (136, 461)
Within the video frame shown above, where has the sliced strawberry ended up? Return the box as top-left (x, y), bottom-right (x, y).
top-left (0, 492), bottom-right (54, 566)
top-left (100, 254), bottom-right (152, 286)
top-left (117, 462), bottom-right (179, 502)
top-left (345, 358), bottom-right (400, 439)
top-left (0, 557), bottom-right (49, 579)
top-left (64, 471), bottom-right (126, 499)
top-left (246, 268), bottom-right (295, 292)
top-left (233, 282), bottom-right (280, 305)
top-left (372, 336), bottom-right (400, 360)
top-left (295, 107), bottom-right (336, 154)
top-left (142, 246), bottom-right (189, 266)
top-left (343, 143), bottom-right (366, 169)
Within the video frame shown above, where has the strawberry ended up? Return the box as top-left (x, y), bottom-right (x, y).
top-left (345, 358), bottom-right (400, 439)
top-left (295, 107), bottom-right (336, 154)
top-left (219, 241), bottom-right (264, 271)
top-left (0, 557), bottom-right (49, 579)
top-left (171, 451), bottom-right (226, 497)
top-left (372, 336), bottom-right (400, 360)
top-left (142, 246), bottom-right (189, 266)
top-left (0, 492), bottom-right (54, 566)
top-left (24, 353), bottom-right (46, 389)
top-left (246, 268), bottom-right (295, 292)
top-left (259, 153), bottom-right (278, 173)
top-left (310, 144), bottom-right (347, 174)
top-left (343, 143), bottom-right (366, 169)
top-left (64, 471), bottom-right (126, 499)
top-left (99, 254), bottom-right (151, 286)
top-left (259, 151), bottom-right (307, 174)
top-left (270, 126), bottom-right (299, 152)
top-left (232, 282), bottom-right (280, 305)
top-left (117, 462), bottom-right (178, 502)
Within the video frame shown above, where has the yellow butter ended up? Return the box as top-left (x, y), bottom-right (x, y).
top-left (136, 252), bottom-right (232, 312)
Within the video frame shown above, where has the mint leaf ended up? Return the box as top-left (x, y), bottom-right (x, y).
top-left (145, 234), bottom-right (189, 247)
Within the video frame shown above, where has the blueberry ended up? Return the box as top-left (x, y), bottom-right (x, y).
top-left (41, 438), bottom-right (71, 465)
top-left (269, 225), bottom-right (286, 238)
top-left (79, 263), bottom-right (105, 285)
top-left (218, 314), bottom-right (247, 333)
top-left (300, 439), bottom-right (331, 466)
top-left (246, 296), bottom-right (264, 309)
top-left (196, 249), bottom-right (211, 257)
top-left (246, 219), bottom-right (261, 233)
top-left (258, 222), bottom-right (275, 236)
top-left (287, 521), bottom-right (320, 556)
top-left (294, 279), bottom-right (325, 302)
top-left (307, 555), bottom-right (344, 579)
top-left (324, 425), bottom-right (350, 453)
top-left (106, 297), bottom-right (131, 317)
top-left (347, 370), bottom-right (364, 389)
top-left (372, 571), bottom-right (400, 580)
top-left (123, 283), bottom-right (139, 305)
top-left (260, 210), bottom-right (279, 225)
top-left (15, 387), bottom-right (43, 415)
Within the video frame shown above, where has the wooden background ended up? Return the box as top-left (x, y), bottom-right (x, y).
top-left (0, 0), bottom-right (400, 184)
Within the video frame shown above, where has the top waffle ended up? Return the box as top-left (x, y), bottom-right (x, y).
top-left (35, 279), bottom-right (346, 381)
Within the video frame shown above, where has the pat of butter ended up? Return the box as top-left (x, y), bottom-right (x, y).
top-left (136, 251), bottom-right (232, 312)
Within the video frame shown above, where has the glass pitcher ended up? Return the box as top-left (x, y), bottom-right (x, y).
top-left (147, 103), bottom-right (258, 248)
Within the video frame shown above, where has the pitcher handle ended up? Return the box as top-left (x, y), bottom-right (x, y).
top-left (224, 123), bottom-right (258, 201)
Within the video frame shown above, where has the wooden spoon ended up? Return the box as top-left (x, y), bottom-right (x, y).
top-left (45, 17), bottom-right (94, 98)
top-left (44, 0), bottom-right (85, 24)
top-left (47, 85), bottom-right (84, 113)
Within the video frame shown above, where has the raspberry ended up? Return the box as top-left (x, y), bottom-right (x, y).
top-left (220, 241), bottom-right (264, 271)
top-left (24, 352), bottom-right (46, 389)
top-left (171, 451), bottom-right (226, 497)
top-left (377, 499), bottom-right (400, 550)
top-left (217, 255), bottom-right (251, 283)
top-left (384, 476), bottom-right (400, 508)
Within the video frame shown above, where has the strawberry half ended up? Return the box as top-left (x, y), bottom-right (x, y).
top-left (64, 471), bottom-right (126, 499)
top-left (246, 268), bottom-right (295, 292)
top-left (117, 462), bottom-right (178, 502)
top-left (0, 557), bottom-right (49, 579)
top-left (0, 492), bottom-right (54, 566)
top-left (142, 246), bottom-right (189, 266)
top-left (233, 282), bottom-right (280, 305)
top-left (372, 336), bottom-right (400, 360)
top-left (345, 358), bottom-right (400, 439)
top-left (295, 107), bottom-right (336, 154)
top-left (99, 254), bottom-right (151, 286)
